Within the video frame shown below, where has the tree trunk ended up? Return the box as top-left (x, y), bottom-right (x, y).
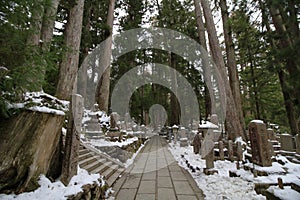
top-left (56, 0), bottom-right (85, 100)
top-left (200, 0), bottom-right (246, 140)
top-left (27, 0), bottom-right (45, 47)
top-left (268, 1), bottom-right (300, 111)
top-left (220, 0), bottom-right (245, 129)
top-left (278, 70), bottom-right (299, 135)
top-left (25, 0), bottom-right (46, 90)
top-left (170, 52), bottom-right (180, 125)
top-left (95, 0), bottom-right (115, 113)
top-left (193, 0), bottom-right (214, 119)
top-left (40, 0), bottom-right (60, 53)
top-left (264, 0), bottom-right (300, 134)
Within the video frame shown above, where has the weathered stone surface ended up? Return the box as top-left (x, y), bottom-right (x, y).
top-left (110, 112), bottom-right (120, 131)
top-left (280, 134), bottom-right (294, 152)
top-left (0, 110), bottom-right (64, 192)
top-left (248, 121), bottom-right (272, 167)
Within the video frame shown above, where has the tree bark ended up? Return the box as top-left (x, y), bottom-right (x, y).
top-left (194, 0), bottom-right (214, 119)
top-left (40, 0), bottom-right (60, 53)
top-left (95, 0), bottom-right (115, 113)
top-left (170, 53), bottom-right (180, 125)
top-left (220, 0), bottom-right (245, 129)
top-left (278, 70), bottom-right (299, 135)
top-left (200, 0), bottom-right (246, 140)
top-left (56, 0), bottom-right (84, 100)
top-left (27, 0), bottom-right (45, 47)
top-left (265, 0), bottom-right (300, 134)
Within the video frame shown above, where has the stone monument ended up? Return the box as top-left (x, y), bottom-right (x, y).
top-left (179, 127), bottom-right (188, 147)
top-left (280, 133), bottom-right (294, 152)
top-left (248, 120), bottom-right (272, 167)
top-left (107, 112), bottom-right (121, 138)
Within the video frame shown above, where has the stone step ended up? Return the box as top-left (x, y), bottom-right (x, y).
top-left (79, 145), bottom-right (85, 150)
top-left (78, 156), bottom-right (97, 167)
top-left (78, 152), bottom-right (92, 162)
top-left (102, 164), bottom-right (119, 179)
top-left (79, 143), bottom-right (125, 187)
top-left (106, 168), bottom-right (125, 187)
top-left (84, 158), bottom-right (107, 172)
top-left (90, 161), bottom-right (113, 175)
top-left (79, 148), bottom-right (89, 155)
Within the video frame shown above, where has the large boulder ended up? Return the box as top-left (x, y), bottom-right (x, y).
top-left (0, 110), bottom-right (64, 192)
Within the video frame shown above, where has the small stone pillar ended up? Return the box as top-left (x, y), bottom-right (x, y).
top-left (228, 140), bottom-right (234, 161)
top-left (193, 132), bottom-right (202, 154)
top-left (278, 178), bottom-right (284, 189)
top-left (237, 141), bottom-right (243, 161)
top-left (218, 141), bottom-right (224, 160)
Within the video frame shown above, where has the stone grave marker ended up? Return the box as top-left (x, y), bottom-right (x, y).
top-left (228, 140), bottom-right (234, 161)
top-left (107, 112), bottom-right (121, 138)
top-left (192, 132), bottom-right (202, 154)
top-left (248, 120), bottom-right (272, 167)
top-left (218, 141), bottom-right (224, 160)
top-left (280, 133), bottom-right (294, 152)
top-left (201, 130), bottom-right (215, 170)
top-left (178, 127), bottom-right (188, 147)
top-left (236, 141), bottom-right (243, 161)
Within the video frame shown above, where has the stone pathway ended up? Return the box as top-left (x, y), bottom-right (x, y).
top-left (112, 135), bottom-right (205, 200)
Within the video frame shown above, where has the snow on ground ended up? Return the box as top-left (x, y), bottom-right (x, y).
top-left (0, 168), bottom-right (105, 200)
top-left (267, 186), bottom-right (300, 200)
top-left (169, 142), bottom-right (266, 200)
top-left (88, 136), bottom-right (139, 147)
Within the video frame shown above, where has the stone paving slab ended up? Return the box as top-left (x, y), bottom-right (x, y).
top-left (157, 176), bottom-right (172, 188)
top-left (117, 188), bottom-right (137, 200)
top-left (113, 135), bottom-right (205, 200)
top-left (135, 194), bottom-right (155, 200)
top-left (138, 180), bottom-right (156, 194)
top-left (158, 188), bottom-right (176, 200)
top-left (173, 181), bottom-right (195, 195)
